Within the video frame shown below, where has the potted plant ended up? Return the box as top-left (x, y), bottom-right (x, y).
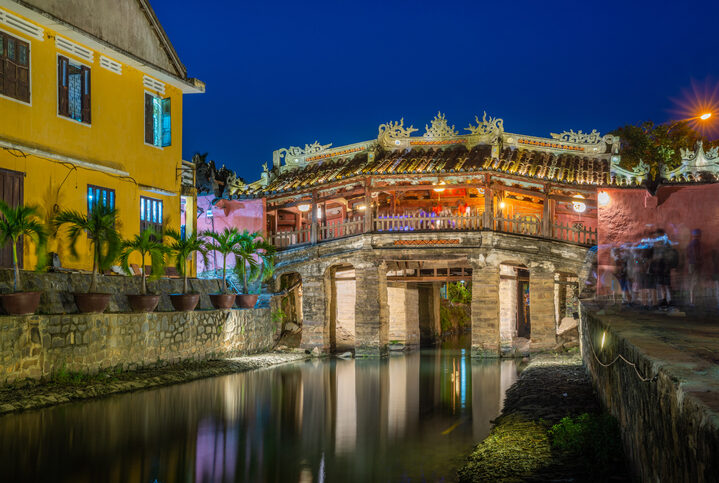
top-left (165, 228), bottom-right (208, 311)
top-left (234, 230), bottom-right (275, 309)
top-left (119, 228), bottom-right (169, 312)
top-left (55, 202), bottom-right (121, 313)
top-left (201, 227), bottom-right (241, 309)
top-left (0, 202), bottom-right (48, 315)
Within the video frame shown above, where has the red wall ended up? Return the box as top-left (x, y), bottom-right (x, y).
top-left (597, 185), bottom-right (719, 296)
top-left (196, 195), bottom-right (265, 273)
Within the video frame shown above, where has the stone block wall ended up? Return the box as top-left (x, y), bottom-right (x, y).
top-left (581, 308), bottom-right (719, 482)
top-left (471, 267), bottom-right (500, 357)
top-left (0, 270), bottom-right (224, 314)
top-left (0, 308), bottom-right (274, 383)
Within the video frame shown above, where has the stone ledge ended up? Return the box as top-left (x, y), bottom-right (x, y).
top-left (580, 304), bottom-right (719, 482)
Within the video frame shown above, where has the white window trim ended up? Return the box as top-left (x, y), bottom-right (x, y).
top-left (55, 35), bottom-right (93, 63)
top-left (55, 52), bottom-right (92, 127)
top-left (0, 8), bottom-right (43, 41)
top-left (143, 90), bottom-right (164, 150)
top-left (0, 26), bottom-right (32, 106)
top-left (99, 55), bottom-right (121, 75)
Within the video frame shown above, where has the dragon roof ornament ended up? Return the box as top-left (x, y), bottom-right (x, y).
top-left (424, 112), bottom-right (458, 138)
top-left (378, 118), bottom-right (419, 148)
top-left (278, 141), bottom-right (333, 165)
top-left (550, 129), bottom-right (618, 146)
top-left (465, 112), bottom-right (504, 137)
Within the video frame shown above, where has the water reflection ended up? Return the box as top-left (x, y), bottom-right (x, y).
top-left (0, 335), bottom-right (517, 482)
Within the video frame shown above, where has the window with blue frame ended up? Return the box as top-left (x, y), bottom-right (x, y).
top-left (140, 196), bottom-right (163, 235)
top-left (87, 185), bottom-right (114, 214)
top-left (144, 93), bottom-right (171, 147)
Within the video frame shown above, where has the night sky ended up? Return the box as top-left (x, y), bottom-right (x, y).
top-left (150, 0), bottom-right (719, 182)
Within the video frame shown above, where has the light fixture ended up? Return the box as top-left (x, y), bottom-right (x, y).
top-left (597, 191), bottom-right (610, 206)
top-left (572, 194), bottom-right (586, 213)
top-left (357, 204), bottom-right (367, 211)
top-left (297, 203), bottom-right (311, 212)
top-left (465, 206), bottom-right (471, 215)
top-left (700, 112), bottom-right (712, 121)
top-left (498, 200), bottom-right (506, 209)
top-left (433, 181), bottom-right (446, 193)
top-left (600, 331), bottom-right (606, 350)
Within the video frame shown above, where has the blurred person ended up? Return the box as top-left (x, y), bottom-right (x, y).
top-left (611, 245), bottom-right (631, 304)
top-left (637, 232), bottom-right (655, 308)
top-left (712, 249), bottom-right (719, 308)
top-left (652, 229), bottom-right (674, 308)
top-left (687, 229), bottom-right (702, 306)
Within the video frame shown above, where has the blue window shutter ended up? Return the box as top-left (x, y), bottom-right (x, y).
top-left (161, 97), bottom-right (171, 147)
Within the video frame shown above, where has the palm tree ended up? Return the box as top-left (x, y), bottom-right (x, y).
top-left (233, 230), bottom-right (275, 294)
top-left (119, 228), bottom-right (169, 295)
top-left (165, 228), bottom-right (208, 294)
top-left (54, 202), bottom-right (121, 293)
top-left (201, 227), bottom-right (241, 293)
top-left (0, 202), bottom-right (48, 292)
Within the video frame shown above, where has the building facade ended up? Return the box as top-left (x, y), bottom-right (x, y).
top-left (0, 0), bottom-right (203, 270)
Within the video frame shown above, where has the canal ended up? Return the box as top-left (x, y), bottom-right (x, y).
top-left (0, 335), bottom-right (518, 482)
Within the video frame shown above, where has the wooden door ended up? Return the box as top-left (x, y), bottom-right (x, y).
top-left (0, 168), bottom-right (24, 268)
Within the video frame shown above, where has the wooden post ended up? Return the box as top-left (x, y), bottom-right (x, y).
top-left (542, 185), bottom-right (551, 238)
top-left (363, 180), bottom-right (372, 233)
top-left (483, 174), bottom-right (493, 229)
top-left (310, 191), bottom-right (318, 244)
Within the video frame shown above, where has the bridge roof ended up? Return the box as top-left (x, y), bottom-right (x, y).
top-left (252, 144), bottom-right (611, 196)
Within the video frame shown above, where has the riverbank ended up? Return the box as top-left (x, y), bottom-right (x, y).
top-left (0, 351), bottom-right (310, 415)
top-left (457, 354), bottom-right (630, 482)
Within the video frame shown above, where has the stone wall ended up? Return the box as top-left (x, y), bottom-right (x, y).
top-left (580, 307), bottom-right (719, 482)
top-left (0, 270), bottom-right (224, 314)
top-left (0, 308), bottom-right (275, 383)
top-left (387, 283), bottom-right (420, 346)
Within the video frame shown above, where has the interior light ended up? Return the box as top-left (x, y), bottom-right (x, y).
top-left (597, 191), bottom-right (610, 206)
top-left (433, 181), bottom-right (446, 193)
top-left (498, 201), bottom-right (506, 209)
top-left (572, 194), bottom-right (586, 213)
top-left (465, 206), bottom-right (471, 215)
top-left (297, 203), bottom-right (311, 212)
top-left (357, 204), bottom-right (367, 211)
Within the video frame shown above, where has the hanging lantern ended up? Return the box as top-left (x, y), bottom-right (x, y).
top-left (572, 194), bottom-right (586, 213)
top-left (597, 191), bottom-right (610, 206)
top-left (433, 181), bottom-right (446, 193)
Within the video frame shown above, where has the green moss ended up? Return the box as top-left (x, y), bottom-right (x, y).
top-left (440, 302), bottom-right (470, 333)
top-left (549, 413), bottom-right (624, 474)
top-left (458, 415), bottom-right (552, 482)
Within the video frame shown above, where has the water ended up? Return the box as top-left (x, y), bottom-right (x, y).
top-left (0, 335), bottom-right (518, 482)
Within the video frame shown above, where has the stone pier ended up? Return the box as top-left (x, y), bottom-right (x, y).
top-left (471, 266), bottom-right (500, 357)
top-left (387, 283), bottom-right (420, 347)
top-left (354, 262), bottom-right (388, 356)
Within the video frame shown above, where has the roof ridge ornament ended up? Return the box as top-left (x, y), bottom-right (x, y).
top-left (465, 111), bottom-right (504, 137)
top-left (278, 141), bottom-right (332, 167)
top-left (378, 118), bottom-right (418, 147)
top-left (424, 112), bottom-right (458, 138)
top-left (550, 129), bottom-right (605, 144)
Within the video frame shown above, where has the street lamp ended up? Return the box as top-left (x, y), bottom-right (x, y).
top-left (700, 112), bottom-right (712, 120)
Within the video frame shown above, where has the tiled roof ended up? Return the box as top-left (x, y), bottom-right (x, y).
top-left (253, 145), bottom-right (612, 196)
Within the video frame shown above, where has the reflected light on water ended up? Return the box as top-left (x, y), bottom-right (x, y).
top-left (0, 335), bottom-right (518, 482)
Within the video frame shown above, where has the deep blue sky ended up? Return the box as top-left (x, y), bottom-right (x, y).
top-left (151, 0), bottom-right (719, 182)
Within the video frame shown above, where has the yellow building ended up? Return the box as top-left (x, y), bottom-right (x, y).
top-left (0, 0), bottom-right (204, 270)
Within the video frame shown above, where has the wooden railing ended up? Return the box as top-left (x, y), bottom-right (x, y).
top-left (269, 213), bottom-right (597, 249)
top-left (552, 221), bottom-right (597, 246)
top-left (494, 215), bottom-right (541, 237)
top-left (319, 217), bottom-right (364, 241)
top-left (374, 213), bottom-right (483, 232)
top-left (270, 227), bottom-right (311, 249)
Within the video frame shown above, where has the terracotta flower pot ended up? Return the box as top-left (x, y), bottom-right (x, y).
top-left (74, 293), bottom-right (112, 314)
top-left (127, 294), bottom-right (161, 313)
top-left (0, 291), bottom-right (42, 315)
top-left (236, 294), bottom-right (259, 309)
top-left (209, 293), bottom-right (236, 309)
top-left (169, 293), bottom-right (200, 312)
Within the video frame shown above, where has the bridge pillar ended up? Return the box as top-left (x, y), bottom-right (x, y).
top-left (471, 265), bottom-right (500, 357)
top-left (387, 282), bottom-right (420, 347)
top-left (299, 271), bottom-right (328, 352)
top-left (529, 269), bottom-right (556, 349)
top-left (354, 262), bottom-right (389, 356)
